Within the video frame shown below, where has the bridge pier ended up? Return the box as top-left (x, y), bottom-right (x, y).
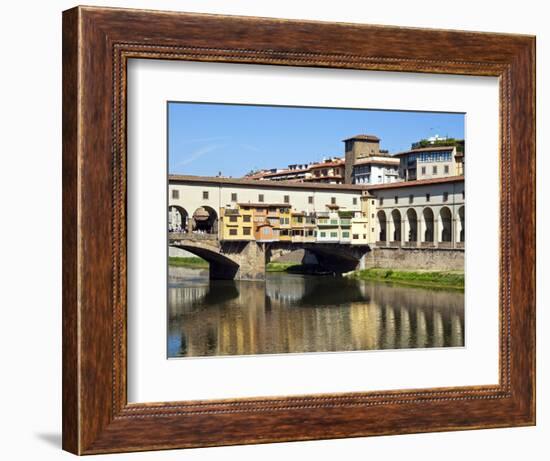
top-left (219, 241), bottom-right (267, 281)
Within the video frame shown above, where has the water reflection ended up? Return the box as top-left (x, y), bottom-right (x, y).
top-left (168, 268), bottom-right (464, 358)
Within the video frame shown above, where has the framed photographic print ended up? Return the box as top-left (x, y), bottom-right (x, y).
top-left (62, 6), bottom-right (535, 455)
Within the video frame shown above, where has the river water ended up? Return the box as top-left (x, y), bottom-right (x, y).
top-left (168, 268), bottom-right (464, 358)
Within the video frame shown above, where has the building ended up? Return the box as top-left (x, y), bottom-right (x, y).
top-left (245, 133), bottom-right (400, 186)
top-left (350, 191), bottom-right (377, 245)
top-left (368, 176), bottom-right (465, 248)
top-left (351, 157), bottom-right (400, 185)
top-left (290, 211), bottom-right (316, 243)
top-left (343, 134), bottom-right (400, 185)
top-left (394, 144), bottom-right (464, 181)
top-left (219, 205), bottom-right (254, 241)
top-left (168, 174), bottom-right (465, 250)
top-left (303, 158), bottom-right (345, 184)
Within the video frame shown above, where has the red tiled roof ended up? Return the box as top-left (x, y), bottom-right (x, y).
top-left (169, 174), bottom-right (366, 191)
top-left (342, 134), bottom-right (380, 142)
top-left (365, 175), bottom-right (464, 190)
top-left (392, 145), bottom-right (457, 157)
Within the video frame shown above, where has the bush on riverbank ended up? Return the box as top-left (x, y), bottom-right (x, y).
top-left (348, 268), bottom-right (464, 291)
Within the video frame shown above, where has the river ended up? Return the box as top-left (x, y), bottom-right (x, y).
top-left (168, 267), bottom-right (464, 358)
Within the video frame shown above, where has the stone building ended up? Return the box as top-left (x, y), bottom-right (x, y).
top-left (168, 174), bottom-right (464, 249)
top-left (394, 145), bottom-right (464, 181)
top-left (343, 134), bottom-right (400, 185)
top-left (368, 176), bottom-right (465, 248)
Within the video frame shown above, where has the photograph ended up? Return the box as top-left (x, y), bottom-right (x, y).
top-left (167, 102), bottom-right (466, 358)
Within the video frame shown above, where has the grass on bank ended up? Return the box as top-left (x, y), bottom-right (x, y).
top-left (169, 257), bottom-right (209, 268)
top-left (168, 258), bottom-right (299, 273)
top-left (348, 268), bottom-right (464, 291)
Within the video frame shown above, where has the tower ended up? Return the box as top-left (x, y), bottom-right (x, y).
top-left (343, 134), bottom-right (381, 183)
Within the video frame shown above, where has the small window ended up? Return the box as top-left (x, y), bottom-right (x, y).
top-left (229, 229), bottom-right (237, 236)
top-left (171, 189), bottom-right (179, 199)
top-left (353, 234), bottom-right (359, 240)
top-left (203, 191), bottom-right (209, 200)
top-left (231, 192), bottom-right (237, 202)
top-left (353, 197), bottom-right (358, 205)
top-left (308, 196), bottom-right (314, 204)
top-left (243, 215), bottom-right (251, 223)
top-left (342, 231), bottom-right (350, 238)
top-left (394, 196), bottom-right (398, 204)
top-left (462, 190), bottom-right (465, 199)
top-left (263, 228), bottom-right (270, 235)
top-left (331, 197), bottom-right (336, 205)
top-left (229, 216), bottom-right (238, 222)
top-left (421, 166), bottom-right (426, 175)
top-left (379, 197), bottom-right (384, 206)
top-left (409, 194), bottom-right (414, 204)
top-left (426, 193), bottom-right (431, 202)
top-left (284, 195), bottom-right (290, 204)
top-left (243, 227), bottom-right (251, 236)
top-left (443, 192), bottom-right (449, 202)
top-left (371, 200), bottom-right (375, 205)
top-left (330, 232), bottom-right (338, 238)
top-left (258, 194), bottom-right (264, 203)
top-left (432, 166), bottom-right (438, 175)
top-left (444, 165), bottom-right (450, 174)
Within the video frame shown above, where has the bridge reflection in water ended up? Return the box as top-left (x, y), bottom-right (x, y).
top-left (168, 268), bottom-right (464, 358)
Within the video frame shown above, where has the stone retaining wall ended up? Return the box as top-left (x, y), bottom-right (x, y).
top-left (364, 247), bottom-right (464, 271)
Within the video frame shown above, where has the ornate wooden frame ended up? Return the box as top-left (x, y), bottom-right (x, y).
top-left (62, 5), bottom-right (536, 455)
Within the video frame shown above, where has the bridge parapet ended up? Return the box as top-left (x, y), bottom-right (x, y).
top-left (169, 232), bottom-right (218, 243)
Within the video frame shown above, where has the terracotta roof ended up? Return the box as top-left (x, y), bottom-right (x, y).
top-left (169, 174), bottom-right (366, 191)
top-left (365, 175), bottom-right (464, 190)
top-left (308, 160), bottom-right (344, 169)
top-left (342, 134), bottom-right (380, 142)
top-left (392, 145), bottom-right (457, 157)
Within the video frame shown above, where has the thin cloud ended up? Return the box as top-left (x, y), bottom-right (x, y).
top-left (239, 143), bottom-right (261, 153)
top-left (176, 145), bottom-right (222, 166)
top-left (178, 136), bottom-right (230, 145)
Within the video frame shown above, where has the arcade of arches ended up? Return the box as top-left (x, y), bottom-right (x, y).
top-left (376, 205), bottom-right (464, 247)
top-left (168, 205), bottom-right (218, 234)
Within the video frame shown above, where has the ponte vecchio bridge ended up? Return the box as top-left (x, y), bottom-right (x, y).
top-left (168, 175), bottom-right (465, 280)
top-left (169, 232), bottom-right (370, 281)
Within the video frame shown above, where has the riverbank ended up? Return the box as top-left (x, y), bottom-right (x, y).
top-left (169, 257), bottom-right (307, 273)
top-left (347, 268), bottom-right (464, 291)
top-left (169, 257), bottom-right (209, 268)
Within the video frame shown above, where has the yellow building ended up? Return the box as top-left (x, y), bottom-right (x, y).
top-left (351, 192), bottom-right (376, 244)
top-left (278, 206), bottom-right (292, 241)
top-left (219, 205), bottom-right (254, 241)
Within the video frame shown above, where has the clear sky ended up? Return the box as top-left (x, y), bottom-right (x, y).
top-left (168, 102), bottom-right (464, 177)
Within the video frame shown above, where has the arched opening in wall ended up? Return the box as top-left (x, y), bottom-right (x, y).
top-left (458, 206), bottom-right (465, 243)
top-left (168, 205), bottom-right (188, 232)
top-left (422, 208), bottom-right (434, 243)
top-left (439, 206), bottom-right (452, 242)
top-left (376, 210), bottom-right (387, 242)
top-left (192, 206), bottom-right (218, 234)
top-left (391, 209), bottom-right (401, 242)
top-left (406, 208), bottom-right (418, 242)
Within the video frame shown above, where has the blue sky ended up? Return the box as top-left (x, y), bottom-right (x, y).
top-left (168, 102), bottom-right (464, 177)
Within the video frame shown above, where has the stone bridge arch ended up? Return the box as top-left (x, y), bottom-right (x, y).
top-left (169, 234), bottom-right (267, 280)
top-left (171, 241), bottom-right (240, 280)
